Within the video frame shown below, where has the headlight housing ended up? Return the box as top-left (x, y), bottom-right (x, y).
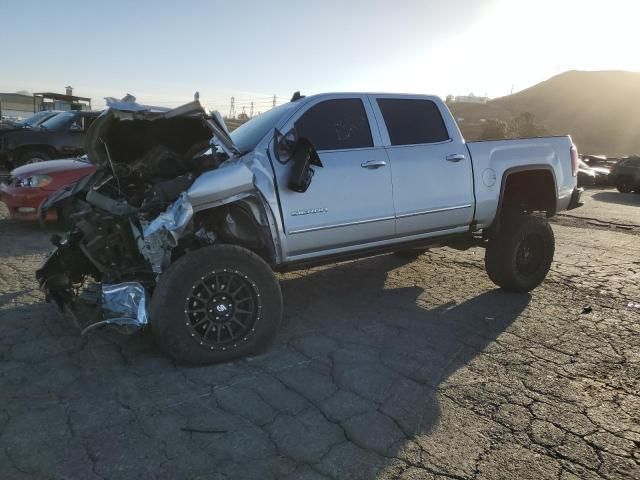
top-left (15, 175), bottom-right (52, 188)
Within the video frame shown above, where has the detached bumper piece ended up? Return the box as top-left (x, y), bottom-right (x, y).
top-left (81, 282), bottom-right (149, 335)
top-left (567, 187), bottom-right (584, 210)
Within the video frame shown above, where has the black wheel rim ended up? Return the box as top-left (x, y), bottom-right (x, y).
top-left (515, 234), bottom-right (544, 277)
top-left (184, 269), bottom-right (261, 350)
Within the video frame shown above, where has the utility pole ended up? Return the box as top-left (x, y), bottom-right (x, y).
top-left (228, 96), bottom-right (236, 119)
top-left (272, 95), bottom-right (276, 108)
top-left (241, 106), bottom-right (246, 117)
top-left (250, 101), bottom-right (254, 118)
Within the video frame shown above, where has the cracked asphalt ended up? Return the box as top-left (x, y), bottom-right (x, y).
top-left (0, 188), bottom-right (638, 480)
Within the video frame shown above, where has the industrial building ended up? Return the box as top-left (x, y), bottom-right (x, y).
top-left (0, 87), bottom-right (91, 120)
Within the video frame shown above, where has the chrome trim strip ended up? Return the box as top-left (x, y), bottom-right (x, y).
top-left (289, 215), bottom-right (395, 235)
top-left (384, 138), bottom-right (453, 149)
top-left (396, 204), bottom-right (473, 219)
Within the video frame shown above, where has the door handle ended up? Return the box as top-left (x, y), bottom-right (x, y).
top-left (361, 160), bottom-right (387, 169)
top-left (446, 153), bottom-right (466, 163)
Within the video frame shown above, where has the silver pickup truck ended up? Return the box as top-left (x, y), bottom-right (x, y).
top-left (37, 93), bottom-right (582, 364)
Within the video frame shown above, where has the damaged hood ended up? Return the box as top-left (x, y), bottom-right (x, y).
top-left (11, 157), bottom-right (93, 178)
top-left (85, 96), bottom-right (239, 168)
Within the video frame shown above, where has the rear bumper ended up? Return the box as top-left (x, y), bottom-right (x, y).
top-left (567, 187), bottom-right (583, 210)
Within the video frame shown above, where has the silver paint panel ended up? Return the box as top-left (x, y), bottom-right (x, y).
top-left (187, 161), bottom-right (255, 211)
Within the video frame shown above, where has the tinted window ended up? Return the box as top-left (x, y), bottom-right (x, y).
top-left (39, 111), bottom-right (76, 130)
top-left (377, 99), bottom-right (449, 146)
top-left (296, 99), bottom-right (373, 151)
top-left (83, 114), bottom-right (98, 131)
top-left (15, 111), bottom-right (56, 128)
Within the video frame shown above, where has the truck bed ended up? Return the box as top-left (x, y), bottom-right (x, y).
top-left (466, 136), bottom-right (575, 228)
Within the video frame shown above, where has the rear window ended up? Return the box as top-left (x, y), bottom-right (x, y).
top-left (295, 99), bottom-right (373, 151)
top-left (377, 99), bottom-right (449, 146)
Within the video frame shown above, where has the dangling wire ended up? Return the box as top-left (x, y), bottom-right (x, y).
top-left (99, 137), bottom-right (122, 195)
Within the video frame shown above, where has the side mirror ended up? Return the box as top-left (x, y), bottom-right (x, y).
top-left (69, 123), bottom-right (82, 133)
top-left (288, 138), bottom-right (321, 193)
top-left (273, 128), bottom-right (297, 164)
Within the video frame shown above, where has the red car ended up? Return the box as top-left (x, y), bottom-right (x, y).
top-left (0, 158), bottom-right (95, 221)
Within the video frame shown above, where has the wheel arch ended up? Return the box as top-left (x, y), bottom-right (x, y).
top-left (193, 194), bottom-right (280, 266)
top-left (497, 165), bottom-right (558, 217)
top-left (13, 144), bottom-right (58, 162)
top-left (485, 165), bottom-right (557, 239)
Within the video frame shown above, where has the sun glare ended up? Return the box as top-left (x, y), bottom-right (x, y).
top-left (356, 0), bottom-right (640, 98)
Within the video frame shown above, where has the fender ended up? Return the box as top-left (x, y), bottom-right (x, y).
top-left (496, 164), bottom-right (558, 219)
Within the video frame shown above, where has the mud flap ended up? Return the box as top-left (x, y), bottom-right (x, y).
top-left (567, 187), bottom-right (584, 210)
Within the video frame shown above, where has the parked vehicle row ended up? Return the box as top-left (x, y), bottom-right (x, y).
top-left (0, 157), bottom-right (95, 221)
top-left (577, 154), bottom-right (640, 193)
top-left (609, 156), bottom-right (640, 193)
top-left (577, 158), bottom-right (610, 186)
top-left (0, 110), bottom-right (101, 168)
top-left (0, 110), bottom-right (61, 131)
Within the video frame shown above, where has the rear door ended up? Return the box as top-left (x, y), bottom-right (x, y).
top-left (59, 113), bottom-right (87, 155)
top-left (370, 95), bottom-right (474, 235)
top-left (272, 95), bottom-right (395, 257)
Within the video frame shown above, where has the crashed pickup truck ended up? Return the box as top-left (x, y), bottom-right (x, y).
top-left (36, 93), bottom-right (582, 364)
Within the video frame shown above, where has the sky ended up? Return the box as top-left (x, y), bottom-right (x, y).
top-left (1, 0), bottom-right (639, 113)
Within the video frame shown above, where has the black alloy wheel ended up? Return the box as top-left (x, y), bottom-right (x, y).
top-left (150, 244), bottom-right (283, 364)
top-left (184, 269), bottom-right (261, 350)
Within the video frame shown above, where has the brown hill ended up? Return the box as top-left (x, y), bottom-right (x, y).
top-left (451, 70), bottom-right (640, 155)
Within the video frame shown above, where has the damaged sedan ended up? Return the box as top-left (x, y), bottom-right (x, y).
top-left (37, 92), bottom-right (580, 365)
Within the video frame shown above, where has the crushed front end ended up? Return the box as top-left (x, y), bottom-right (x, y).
top-left (35, 97), bottom-right (247, 334)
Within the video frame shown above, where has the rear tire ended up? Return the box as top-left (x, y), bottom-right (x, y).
top-left (484, 215), bottom-right (554, 293)
top-left (616, 180), bottom-right (634, 193)
top-left (150, 244), bottom-right (283, 365)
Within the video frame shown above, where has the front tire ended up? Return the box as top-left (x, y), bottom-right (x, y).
top-left (150, 244), bottom-right (283, 365)
top-left (485, 215), bottom-right (554, 293)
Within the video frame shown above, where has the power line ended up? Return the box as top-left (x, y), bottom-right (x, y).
top-left (228, 96), bottom-right (236, 119)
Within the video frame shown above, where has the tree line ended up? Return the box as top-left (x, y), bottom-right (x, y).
top-left (479, 112), bottom-right (547, 140)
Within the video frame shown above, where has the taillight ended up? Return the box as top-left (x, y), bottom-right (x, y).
top-left (570, 144), bottom-right (578, 177)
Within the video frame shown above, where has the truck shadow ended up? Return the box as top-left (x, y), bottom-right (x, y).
top-left (1, 247), bottom-right (530, 479)
top-left (591, 190), bottom-right (640, 207)
top-left (273, 253), bottom-right (530, 474)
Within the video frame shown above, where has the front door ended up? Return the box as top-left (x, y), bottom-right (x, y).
top-left (272, 96), bottom-right (395, 258)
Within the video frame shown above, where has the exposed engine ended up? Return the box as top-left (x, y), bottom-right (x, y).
top-left (36, 100), bottom-right (237, 331)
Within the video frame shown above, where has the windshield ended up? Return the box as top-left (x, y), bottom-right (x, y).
top-left (230, 102), bottom-right (297, 153)
top-left (39, 111), bottom-right (76, 130)
top-left (15, 111), bottom-right (56, 128)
